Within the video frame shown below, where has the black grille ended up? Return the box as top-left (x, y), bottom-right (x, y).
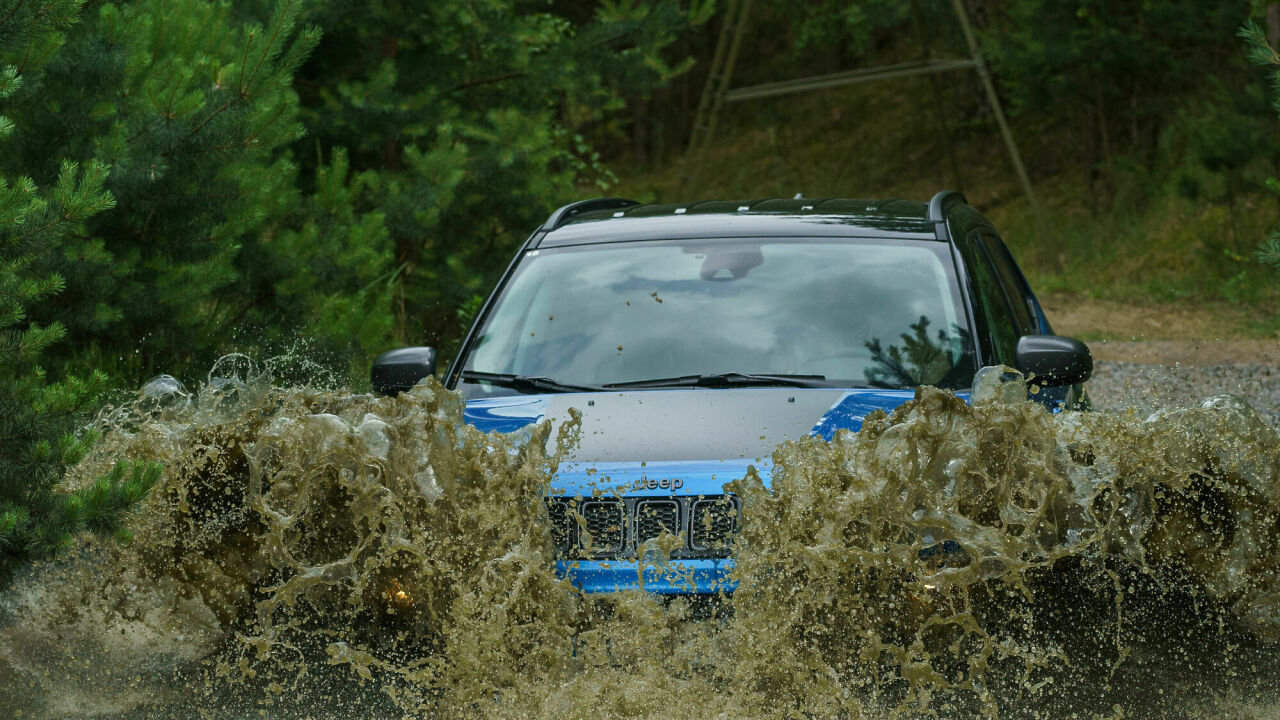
top-left (545, 498), bottom-right (572, 555)
top-left (580, 501), bottom-right (624, 554)
top-left (635, 500), bottom-right (679, 545)
top-left (543, 495), bottom-right (738, 560)
top-left (691, 497), bottom-right (737, 554)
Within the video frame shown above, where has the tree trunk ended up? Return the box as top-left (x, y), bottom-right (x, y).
top-left (633, 97), bottom-right (650, 169)
top-left (1268, 3), bottom-right (1280, 49)
top-left (1087, 109), bottom-right (1099, 217)
top-left (381, 32), bottom-right (402, 172)
top-left (1094, 88), bottom-right (1114, 206)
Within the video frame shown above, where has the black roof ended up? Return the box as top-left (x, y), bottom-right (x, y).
top-left (535, 197), bottom-right (940, 248)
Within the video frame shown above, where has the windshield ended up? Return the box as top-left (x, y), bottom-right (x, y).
top-left (459, 237), bottom-right (976, 395)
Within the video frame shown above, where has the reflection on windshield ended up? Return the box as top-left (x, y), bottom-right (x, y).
top-left (462, 238), bottom-right (977, 395)
top-left (865, 316), bottom-right (976, 388)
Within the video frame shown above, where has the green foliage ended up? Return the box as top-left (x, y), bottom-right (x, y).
top-left (985, 1), bottom-right (1249, 116)
top-left (759, 0), bottom-right (908, 61)
top-left (4, 0), bottom-right (322, 378)
top-left (1261, 232), bottom-right (1280, 272)
top-left (0, 0), bottom-right (159, 582)
top-left (248, 147), bottom-right (396, 379)
top-left (1174, 79), bottom-right (1278, 197)
top-left (1241, 19), bottom-right (1280, 279)
top-left (980, 0), bottom-right (1254, 205)
top-left (294, 0), bottom-right (699, 352)
top-left (1, 0), bottom-right (697, 381)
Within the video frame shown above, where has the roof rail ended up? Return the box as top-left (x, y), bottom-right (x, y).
top-left (541, 198), bottom-right (640, 231)
top-left (927, 190), bottom-right (966, 224)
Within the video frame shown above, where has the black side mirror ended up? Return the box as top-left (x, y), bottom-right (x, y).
top-left (1015, 335), bottom-right (1092, 387)
top-left (371, 347), bottom-right (437, 395)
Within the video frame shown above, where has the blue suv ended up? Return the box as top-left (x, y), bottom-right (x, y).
top-left (371, 192), bottom-right (1092, 595)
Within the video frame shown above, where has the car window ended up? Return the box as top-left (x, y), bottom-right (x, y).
top-left (461, 238), bottom-right (978, 393)
top-left (980, 233), bottom-right (1036, 334)
top-left (962, 232), bottom-right (1020, 364)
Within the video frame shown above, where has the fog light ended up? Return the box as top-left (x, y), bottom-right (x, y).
top-left (383, 579), bottom-right (413, 607)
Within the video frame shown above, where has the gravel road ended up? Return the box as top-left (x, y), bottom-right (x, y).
top-left (1088, 360), bottom-right (1280, 426)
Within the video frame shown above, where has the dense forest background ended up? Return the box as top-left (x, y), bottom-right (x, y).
top-left (3, 0), bottom-right (1280, 578)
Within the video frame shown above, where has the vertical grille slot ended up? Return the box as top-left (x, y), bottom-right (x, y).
top-left (579, 500), bottom-right (625, 555)
top-left (544, 499), bottom-right (572, 556)
top-left (635, 500), bottom-right (679, 545)
top-left (690, 497), bottom-right (738, 554)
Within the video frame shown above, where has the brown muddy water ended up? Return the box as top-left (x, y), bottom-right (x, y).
top-left (2, 363), bottom-right (1279, 719)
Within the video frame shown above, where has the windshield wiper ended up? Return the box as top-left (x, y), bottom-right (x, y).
top-left (459, 370), bottom-right (603, 394)
top-left (602, 372), bottom-right (830, 389)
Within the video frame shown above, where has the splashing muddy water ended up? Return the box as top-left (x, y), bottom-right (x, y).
top-left (2, 365), bottom-right (1279, 719)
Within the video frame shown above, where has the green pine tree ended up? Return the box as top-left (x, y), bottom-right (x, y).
top-left (293, 0), bottom-right (708, 354)
top-left (6, 0), bottom-right (321, 382)
top-left (1242, 19), bottom-right (1280, 277)
top-left (1, 0), bottom-right (159, 584)
top-left (5, 0), bottom-right (706, 387)
top-left (242, 146), bottom-right (397, 381)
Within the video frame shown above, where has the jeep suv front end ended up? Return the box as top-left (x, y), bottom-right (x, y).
top-left (373, 194), bottom-right (1092, 594)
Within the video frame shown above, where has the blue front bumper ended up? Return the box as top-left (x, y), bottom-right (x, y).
top-left (558, 557), bottom-right (737, 594)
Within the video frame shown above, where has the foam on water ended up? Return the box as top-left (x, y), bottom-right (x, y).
top-left (2, 364), bottom-right (1278, 719)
